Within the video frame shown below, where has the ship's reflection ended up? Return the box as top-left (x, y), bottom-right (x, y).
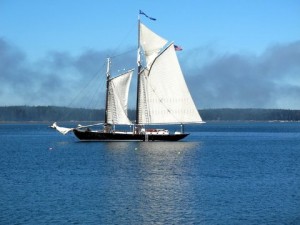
top-left (104, 141), bottom-right (202, 223)
top-left (105, 141), bottom-right (200, 152)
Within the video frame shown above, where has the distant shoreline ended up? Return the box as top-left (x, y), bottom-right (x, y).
top-left (1, 106), bottom-right (300, 122)
top-left (1, 120), bottom-right (299, 124)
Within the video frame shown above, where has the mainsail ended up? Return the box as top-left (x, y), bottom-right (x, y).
top-left (138, 23), bottom-right (203, 124)
top-left (107, 70), bottom-right (133, 125)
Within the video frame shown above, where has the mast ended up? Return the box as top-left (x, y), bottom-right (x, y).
top-left (135, 15), bottom-right (142, 127)
top-left (104, 57), bottom-right (111, 125)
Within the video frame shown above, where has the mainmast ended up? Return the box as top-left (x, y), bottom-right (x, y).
top-left (135, 16), bottom-right (142, 127)
top-left (104, 57), bottom-right (111, 125)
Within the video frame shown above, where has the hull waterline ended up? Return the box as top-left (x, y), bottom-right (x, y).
top-left (73, 129), bottom-right (189, 141)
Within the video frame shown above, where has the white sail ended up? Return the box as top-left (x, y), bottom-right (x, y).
top-left (107, 70), bottom-right (133, 125)
top-left (51, 122), bottom-right (73, 135)
top-left (139, 23), bottom-right (168, 68)
top-left (138, 43), bottom-right (203, 124)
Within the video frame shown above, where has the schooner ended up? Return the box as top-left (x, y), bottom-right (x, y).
top-left (52, 11), bottom-right (204, 141)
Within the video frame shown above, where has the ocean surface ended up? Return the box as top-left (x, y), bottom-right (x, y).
top-left (0, 122), bottom-right (300, 225)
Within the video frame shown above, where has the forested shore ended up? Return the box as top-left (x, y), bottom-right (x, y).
top-left (0, 106), bottom-right (300, 122)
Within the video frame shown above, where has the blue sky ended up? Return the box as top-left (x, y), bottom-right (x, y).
top-left (1, 0), bottom-right (300, 109)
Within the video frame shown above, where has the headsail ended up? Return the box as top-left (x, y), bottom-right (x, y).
top-left (138, 42), bottom-right (203, 124)
top-left (51, 122), bottom-right (73, 135)
top-left (107, 69), bottom-right (133, 125)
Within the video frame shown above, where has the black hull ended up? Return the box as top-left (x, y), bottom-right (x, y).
top-left (73, 129), bottom-right (189, 141)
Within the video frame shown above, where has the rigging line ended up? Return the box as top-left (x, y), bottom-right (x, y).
top-left (66, 61), bottom-right (107, 109)
top-left (83, 68), bottom-right (107, 110)
top-left (110, 48), bottom-right (137, 59)
top-left (110, 23), bottom-right (136, 58)
top-left (85, 83), bottom-right (101, 109)
top-left (57, 69), bottom-right (103, 122)
top-left (83, 76), bottom-right (106, 110)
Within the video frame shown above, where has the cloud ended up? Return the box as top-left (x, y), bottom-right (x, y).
top-left (0, 38), bottom-right (37, 104)
top-left (185, 41), bottom-right (300, 109)
top-left (1, 37), bottom-right (300, 109)
top-left (0, 37), bottom-right (135, 108)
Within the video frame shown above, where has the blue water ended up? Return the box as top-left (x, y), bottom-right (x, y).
top-left (0, 122), bottom-right (300, 224)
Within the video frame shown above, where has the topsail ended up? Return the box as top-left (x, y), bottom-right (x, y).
top-left (139, 23), bottom-right (167, 68)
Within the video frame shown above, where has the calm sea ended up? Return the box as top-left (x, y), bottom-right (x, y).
top-left (0, 122), bottom-right (300, 225)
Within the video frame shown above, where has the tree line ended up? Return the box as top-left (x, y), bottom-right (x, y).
top-left (200, 108), bottom-right (300, 121)
top-left (0, 106), bottom-right (300, 122)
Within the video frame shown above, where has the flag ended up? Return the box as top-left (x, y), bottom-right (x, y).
top-left (139, 10), bottom-right (156, 21)
top-left (174, 45), bottom-right (183, 51)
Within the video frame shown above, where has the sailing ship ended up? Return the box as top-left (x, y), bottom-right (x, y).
top-left (52, 12), bottom-right (204, 141)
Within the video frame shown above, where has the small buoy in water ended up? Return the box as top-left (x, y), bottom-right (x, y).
top-left (49, 147), bottom-right (53, 150)
top-left (178, 151), bottom-right (181, 154)
top-left (135, 147), bottom-right (138, 151)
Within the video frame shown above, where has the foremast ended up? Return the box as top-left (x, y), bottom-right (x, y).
top-left (104, 57), bottom-right (111, 132)
top-left (105, 58), bottom-right (133, 128)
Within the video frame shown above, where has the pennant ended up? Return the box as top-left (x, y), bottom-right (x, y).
top-left (174, 45), bottom-right (183, 51)
top-left (139, 10), bottom-right (156, 21)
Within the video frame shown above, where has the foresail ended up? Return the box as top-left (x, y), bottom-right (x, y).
top-left (139, 23), bottom-right (167, 68)
top-left (107, 70), bottom-right (133, 125)
top-left (138, 43), bottom-right (203, 124)
top-left (51, 122), bottom-right (73, 135)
